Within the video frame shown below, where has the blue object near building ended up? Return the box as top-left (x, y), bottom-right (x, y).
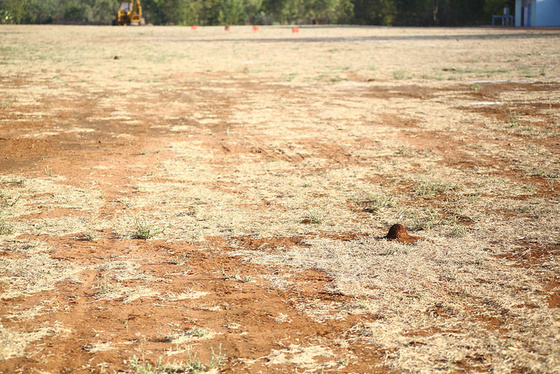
top-left (492, 14), bottom-right (514, 25)
top-left (515, 0), bottom-right (560, 26)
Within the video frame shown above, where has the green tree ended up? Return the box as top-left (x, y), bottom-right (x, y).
top-left (218, 0), bottom-right (247, 24)
top-left (1, 0), bottom-right (27, 23)
top-left (178, 0), bottom-right (203, 25)
top-left (352, 0), bottom-right (396, 25)
top-left (86, 0), bottom-right (117, 23)
top-left (333, 0), bottom-right (353, 23)
top-left (0, 0), bottom-right (518, 26)
top-left (243, 0), bottom-right (263, 23)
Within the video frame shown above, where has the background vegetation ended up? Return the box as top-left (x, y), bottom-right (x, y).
top-left (0, 0), bottom-right (514, 27)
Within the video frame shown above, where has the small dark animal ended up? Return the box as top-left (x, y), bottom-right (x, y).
top-left (386, 224), bottom-right (424, 244)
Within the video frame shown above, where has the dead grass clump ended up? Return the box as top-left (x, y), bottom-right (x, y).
top-left (264, 344), bottom-right (340, 371)
top-left (0, 242), bottom-right (85, 299)
top-left (0, 216), bottom-right (14, 235)
top-left (93, 276), bottom-right (159, 303)
top-left (164, 326), bottom-right (216, 345)
top-left (0, 175), bottom-right (106, 237)
top-left (159, 289), bottom-right (209, 301)
top-left (92, 260), bottom-right (163, 302)
top-left (0, 321), bottom-right (70, 361)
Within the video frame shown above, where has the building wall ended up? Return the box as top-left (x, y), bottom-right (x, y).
top-left (516, 0), bottom-right (560, 26)
top-left (516, 0), bottom-right (534, 26)
top-left (536, 0), bottom-right (560, 26)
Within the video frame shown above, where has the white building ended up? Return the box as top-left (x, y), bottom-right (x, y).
top-left (515, 0), bottom-right (560, 26)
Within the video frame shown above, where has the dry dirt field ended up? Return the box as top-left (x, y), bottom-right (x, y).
top-left (1, 25), bottom-right (560, 373)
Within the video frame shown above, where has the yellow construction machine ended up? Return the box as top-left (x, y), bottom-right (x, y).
top-left (113, 0), bottom-right (145, 25)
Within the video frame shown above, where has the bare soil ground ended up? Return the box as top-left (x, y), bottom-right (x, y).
top-left (1, 25), bottom-right (560, 373)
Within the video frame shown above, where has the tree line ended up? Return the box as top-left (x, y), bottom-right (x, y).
top-left (0, 0), bottom-right (514, 26)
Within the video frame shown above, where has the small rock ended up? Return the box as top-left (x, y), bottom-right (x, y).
top-left (114, 56), bottom-right (119, 60)
top-left (386, 224), bottom-right (424, 244)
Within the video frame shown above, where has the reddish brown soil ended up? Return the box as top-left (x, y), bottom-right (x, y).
top-left (2, 77), bottom-right (559, 372)
top-left (0, 83), bottom-right (395, 372)
top-left (1, 234), bottom-right (388, 373)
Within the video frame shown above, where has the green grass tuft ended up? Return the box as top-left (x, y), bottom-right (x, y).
top-left (134, 218), bottom-right (162, 240)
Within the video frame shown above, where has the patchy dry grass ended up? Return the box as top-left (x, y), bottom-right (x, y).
top-left (0, 25), bottom-right (559, 373)
top-left (238, 235), bottom-right (560, 371)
